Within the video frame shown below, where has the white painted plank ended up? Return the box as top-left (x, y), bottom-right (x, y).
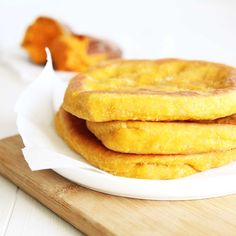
top-left (5, 190), bottom-right (82, 236)
top-left (0, 176), bottom-right (17, 236)
top-left (0, 63), bottom-right (26, 139)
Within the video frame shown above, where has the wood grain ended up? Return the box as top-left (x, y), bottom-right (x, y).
top-left (1, 135), bottom-right (236, 236)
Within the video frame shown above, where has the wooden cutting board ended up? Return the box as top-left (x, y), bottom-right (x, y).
top-left (1, 136), bottom-right (236, 236)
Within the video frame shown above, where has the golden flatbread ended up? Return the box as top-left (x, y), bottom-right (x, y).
top-left (63, 59), bottom-right (236, 122)
top-left (86, 115), bottom-right (236, 154)
top-left (55, 108), bottom-right (236, 179)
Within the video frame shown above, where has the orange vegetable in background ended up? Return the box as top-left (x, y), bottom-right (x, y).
top-left (21, 16), bottom-right (122, 71)
top-left (50, 34), bottom-right (121, 72)
top-left (21, 16), bottom-right (70, 64)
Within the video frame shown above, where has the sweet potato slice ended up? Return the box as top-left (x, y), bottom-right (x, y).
top-left (50, 34), bottom-right (122, 72)
top-left (21, 16), bottom-right (69, 64)
top-left (22, 16), bottom-right (122, 70)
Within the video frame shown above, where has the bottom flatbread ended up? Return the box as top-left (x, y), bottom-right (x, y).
top-left (55, 108), bottom-right (236, 179)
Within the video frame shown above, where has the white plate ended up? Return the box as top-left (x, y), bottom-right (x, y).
top-left (15, 52), bottom-right (236, 200)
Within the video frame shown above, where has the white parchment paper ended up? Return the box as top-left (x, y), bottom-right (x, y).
top-left (15, 49), bottom-right (107, 175)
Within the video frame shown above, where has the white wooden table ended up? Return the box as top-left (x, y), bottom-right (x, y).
top-left (0, 62), bottom-right (82, 236)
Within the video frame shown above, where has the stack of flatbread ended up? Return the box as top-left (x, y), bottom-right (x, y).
top-left (55, 59), bottom-right (236, 179)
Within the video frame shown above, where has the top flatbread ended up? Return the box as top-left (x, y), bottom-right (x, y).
top-left (63, 59), bottom-right (236, 122)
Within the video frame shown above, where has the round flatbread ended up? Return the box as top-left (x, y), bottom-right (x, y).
top-left (63, 59), bottom-right (236, 122)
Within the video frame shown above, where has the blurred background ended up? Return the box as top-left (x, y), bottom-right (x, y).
top-left (1, 0), bottom-right (236, 137)
top-left (1, 0), bottom-right (236, 64)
